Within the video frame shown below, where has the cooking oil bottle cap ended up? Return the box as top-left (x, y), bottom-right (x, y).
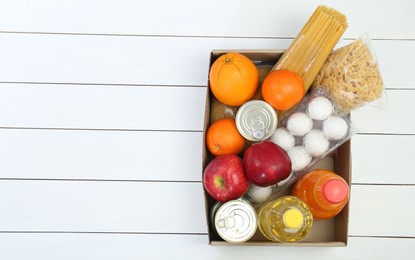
top-left (323, 179), bottom-right (349, 203)
top-left (283, 208), bottom-right (304, 229)
top-left (235, 100), bottom-right (277, 141)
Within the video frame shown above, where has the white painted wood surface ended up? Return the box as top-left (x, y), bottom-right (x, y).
top-left (0, 0), bottom-right (413, 259)
top-left (0, 35), bottom-right (413, 88)
top-left (0, 235), bottom-right (413, 260)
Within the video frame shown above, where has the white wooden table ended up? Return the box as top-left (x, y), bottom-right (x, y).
top-left (0, 0), bottom-right (414, 259)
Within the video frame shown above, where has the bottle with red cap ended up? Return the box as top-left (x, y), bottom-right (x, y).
top-left (291, 169), bottom-right (349, 220)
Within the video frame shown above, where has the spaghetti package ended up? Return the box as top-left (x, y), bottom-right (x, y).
top-left (273, 5), bottom-right (348, 92)
top-left (313, 34), bottom-right (385, 113)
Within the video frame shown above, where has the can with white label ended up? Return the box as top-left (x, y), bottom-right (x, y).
top-left (236, 100), bottom-right (278, 141)
top-left (211, 198), bottom-right (257, 243)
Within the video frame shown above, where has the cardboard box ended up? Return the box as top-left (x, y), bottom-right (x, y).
top-left (202, 50), bottom-right (351, 246)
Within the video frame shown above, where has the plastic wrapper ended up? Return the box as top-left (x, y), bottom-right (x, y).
top-left (272, 5), bottom-right (347, 92)
top-left (313, 34), bottom-right (385, 113)
top-left (270, 87), bottom-right (357, 195)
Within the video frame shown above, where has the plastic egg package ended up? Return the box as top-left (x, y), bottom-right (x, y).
top-left (271, 87), bottom-right (357, 191)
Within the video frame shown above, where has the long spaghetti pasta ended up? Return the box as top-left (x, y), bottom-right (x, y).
top-left (273, 6), bottom-right (348, 92)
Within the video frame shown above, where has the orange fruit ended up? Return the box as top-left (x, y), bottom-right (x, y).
top-left (209, 52), bottom-right (259, 106)
top-left (262, 69), bottom-right (305, 111)
top-left (206, 118), bottom-right (245, 156)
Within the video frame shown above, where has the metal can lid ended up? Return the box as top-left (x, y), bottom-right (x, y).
top-left (210, 197), bottom-right (251, 226)
top-left (214, 199), bottom-right (257, 243)
top-left (236, 100), bottom-right (278, 141)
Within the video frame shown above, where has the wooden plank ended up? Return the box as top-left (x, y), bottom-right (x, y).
top-left (0, 0), bottom-right (413, 39)
top-left (0, 129), bottom-right (412, 185)
top-left (0, 234), bottom-right (413, 260)
top-left (0, 181), bottom-right (412, 237)
top-left (0, 129), bottom-right (203, 181)
top-left (349, 185), bottom-right (415, 237)
top-left (0, 84), bottom-right (412, 135)
top-left (374, 41), bottom-right (415, 89)
top-left (352, 134), bottom-right (415, 184)
top-left (0, 181), bottom-right (207, 233)
top-left (0, 35), bottom-right (290, 86)
top-left (352, 90), bottom-right (415, 134)
top-left (0, 34), bottom-right (412, 88)
top-left (0, 84), bottom-right (206, 131)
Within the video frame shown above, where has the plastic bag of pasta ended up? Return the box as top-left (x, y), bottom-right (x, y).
top-left (313, 34), bottom-right (385, 114)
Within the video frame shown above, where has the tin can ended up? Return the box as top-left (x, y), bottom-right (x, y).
top-left (236, 100), bottom-right (278, 141)
top-left (210, 197), bottom-right (253, 226)
top-left (211, 198), bottom-right (257, 243)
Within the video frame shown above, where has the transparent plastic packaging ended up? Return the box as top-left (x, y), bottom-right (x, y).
top-left (272, 5), bottom-right (347, 92)
top-left (270, 87), bottom-right (357, 193)
top-left (313, 33), bottom-right (385, 113)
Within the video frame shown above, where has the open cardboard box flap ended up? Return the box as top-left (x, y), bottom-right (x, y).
top-left (202, 50), bottom-right (351, 247)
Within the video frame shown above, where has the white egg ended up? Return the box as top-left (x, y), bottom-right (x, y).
top-left (276, 173), bottom-right (293, 187)
top-left (323, 116), bottom-right (349, 140)
top-left (307, 96), bottom-right (333, 120)
top-left (304, 129), bottom-right (330, 157)
top-left (288, 146), bottom-right (312, 172)
top-left (270, 127), bottom-right (295, 152)
top-left (286, 112), bottom-right (313, 136)
top-left (247, 184), bottom-right (273, 204)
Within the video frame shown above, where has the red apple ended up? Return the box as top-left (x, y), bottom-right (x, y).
top-left (203, 155), bottom-right (248, 202)
top-left (244, 140), bottom-right (291, 187)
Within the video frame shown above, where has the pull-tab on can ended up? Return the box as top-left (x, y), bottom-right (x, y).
top-left (236, 100), bottom-right (278, 141)
top-left (212, 198), bottom-right (257, 243)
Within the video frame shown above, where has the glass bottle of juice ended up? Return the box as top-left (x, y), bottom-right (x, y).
top-left (291, 169), bottom-right (349, 220)
top-left (257, 195), bottom-right (313, 243)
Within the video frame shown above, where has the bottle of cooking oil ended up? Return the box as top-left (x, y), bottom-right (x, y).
top-left (257, 196), bottom-right (313, 243)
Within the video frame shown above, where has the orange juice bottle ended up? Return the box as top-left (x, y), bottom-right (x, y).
top-left (292, 169), bottom-right (349, 220)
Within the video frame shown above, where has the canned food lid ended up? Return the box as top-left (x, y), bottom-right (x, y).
top-left (236, 100), bottom-right (278, 141)
top-left (214, 200), bottom-right (257, 243)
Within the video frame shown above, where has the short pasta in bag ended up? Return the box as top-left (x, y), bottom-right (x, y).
top-left (313, 34), bottom-right (384, 114)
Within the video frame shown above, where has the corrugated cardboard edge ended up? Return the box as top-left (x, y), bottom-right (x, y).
top-left (334, 139), bottom-right (351, 246)
top-left (202, 52), bottom-right (213, 244)
top-left (211, 241), bottom-right (346, 247)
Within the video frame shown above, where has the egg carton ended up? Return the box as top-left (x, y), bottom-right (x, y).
top-left (272, 87), bottom-right (357, 192)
